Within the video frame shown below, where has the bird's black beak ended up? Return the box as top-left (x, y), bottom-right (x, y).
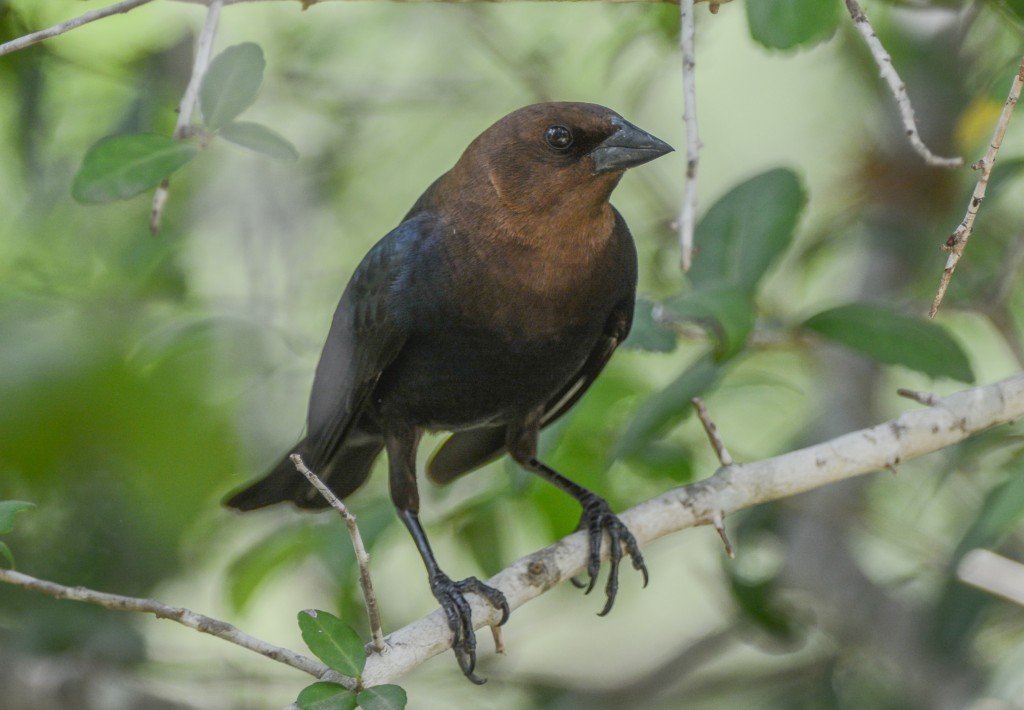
top-left (590, 117), bottom-right (674, 174)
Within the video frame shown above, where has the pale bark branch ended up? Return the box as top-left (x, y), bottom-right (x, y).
top-left (929, 56), bottom-right (1024, 318)
top-left (678, 0), bottom-right (700, 272)
top-left (0, 567), bottom-right (351, 687)
top-left (359, 372), bottom-right (1024, 685)
top-left (150, 0), bottom-right (224, 234)
top-left (844, 0), bottom-right (963, 169)
top-left (958, 548), bottom-right (1024, 608)
top-left (0, 0), bottom-right (156, 57)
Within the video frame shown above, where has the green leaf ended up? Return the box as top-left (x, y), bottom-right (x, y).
top-left (803, 303), bottom-right (975, 383)
top-left (227, 522), bottom-right (318, 614)
top-left (689, 168), bottom-right (806, 292)
top-left (0, 500), bottom-right (35, 534)
top-left (662, 286), bottom-right (756, 360)
top-left (357, 685), bottom-right (408, 710)
top-left (622, 296), bottom-right (677, 353)
top-left (0, 541), bottom-right (14, 569)
top-left (954, 458), bottom-right (1024, 558)
top-left (613, 355), bottom-right (723, 460)
top-left (200, 43), bottom-right (266, 131)
top-left (72, 134), bottom-right (198, 204)
top-left (746, 0), bottom-right (841, 51)
top-left (220, 120), bottom-right (299, 161)
top-left (298, 609), bottom-right (366, 678)
top-left (296, 682), bottom-right (357, 710)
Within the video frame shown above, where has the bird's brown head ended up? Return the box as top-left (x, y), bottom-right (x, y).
top-left (447, 102), bottom-right (673, 218)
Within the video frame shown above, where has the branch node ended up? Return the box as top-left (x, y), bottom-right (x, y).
top-left (896, 388), bottom-right (940, 406)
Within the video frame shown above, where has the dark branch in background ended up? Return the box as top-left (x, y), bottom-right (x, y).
top-left (930, 56), bottom-right (1024, 317)
top-left (291, 454), bottom-right (386, 653)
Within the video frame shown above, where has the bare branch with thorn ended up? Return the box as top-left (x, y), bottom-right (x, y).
top-left (930, 56), bottom-right (1024, 318)
top-left (896, 388), bottom-right (940, 407)
top-left (692, 397), bottom-right (733, 466)
top-left (844, 0), bottom-right (963, 169)
top-left (291, 454), bottom-right (386, 654)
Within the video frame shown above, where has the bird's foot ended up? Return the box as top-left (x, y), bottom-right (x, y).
top-left (430, 572), bottom-right (510, 684)
top-left (569, 492), bottom-right (648, 616)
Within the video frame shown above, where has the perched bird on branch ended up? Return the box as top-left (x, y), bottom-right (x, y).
top-left (226, 102), bottom-right (672, 682)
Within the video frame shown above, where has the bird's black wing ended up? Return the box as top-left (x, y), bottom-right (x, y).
top-left (226, 215), bottom-right (434, 510)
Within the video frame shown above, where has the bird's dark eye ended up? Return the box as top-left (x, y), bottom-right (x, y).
top-left (544, 125), bottom-right (574, 150)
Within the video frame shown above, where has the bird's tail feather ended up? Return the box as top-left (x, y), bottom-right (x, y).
top-left (224, 436), bottom-right (383, 511)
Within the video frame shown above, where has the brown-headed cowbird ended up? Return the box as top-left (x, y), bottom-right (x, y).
top-left (226, 102), bottom-right (672, 682)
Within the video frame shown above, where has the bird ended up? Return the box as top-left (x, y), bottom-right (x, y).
top-left (225, 101), bottom-right (673, 682)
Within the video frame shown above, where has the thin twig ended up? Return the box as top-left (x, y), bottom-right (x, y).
top-left (291, 454), bottom-right (386, 654)
top-left (150, 0), bottom-right (224, 234)
top-left (678, 0), bottom-right (700, 272)
top-left (930, 56), bottom-right (1024, 317)
top-left (844, 0), bottom-right (962, 169)
top-left (896, 388), bottom-right (939, 406)
top-left (692, 397), bottom-right (732, 466)
top-left (0, 0), bottom-right (156, 57)
top-left (710, 509), bottom-right (734, 559)
top-left (0, 568), bottom-right (348, 686)
top-left (957, 548), bottom-right (1024, 608)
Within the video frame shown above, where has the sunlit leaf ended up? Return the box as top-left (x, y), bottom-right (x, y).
top-left (72, 134), bottom-right (198, 203)
top-left (0, 500), bottom-right (35, 534)
top-left (200, 43), bottom-right (266, 131)
top-left (803, 303), bottom-right (974, 383)
top-left (296, 682), bottom-right (357, 710)
top-left (689, 168), bottom-right (806, 292)
top-left (220, 120), bottom-right (299, 161)
top-left (746, 0), bottom-right (841, 51)
top-left (356, 684), bottom-right (408, 710)
top-left (298, 609), bottom-right (366, 678)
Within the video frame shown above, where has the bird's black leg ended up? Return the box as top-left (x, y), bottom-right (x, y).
top-left (525, 457), bottom-right (647, 615)
top-left (385, 426), bottom-right (509, 683)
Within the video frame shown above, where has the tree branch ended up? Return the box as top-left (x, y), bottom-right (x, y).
top-left (0, 567), bottom-right (351, 687)
top-left (0, 0), bottom-right (157, 58)
top-left (844, 0), bottom-right (963, 169)
top-left (359, 372), bottom-right (1024, 685)
top-left (678, 0), bottom-right (700, 272)
top-left (929, 56), bottom-right (1024, 317)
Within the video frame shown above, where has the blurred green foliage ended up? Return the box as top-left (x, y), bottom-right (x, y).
top-left (1, 0), bottom-right (1024, 709)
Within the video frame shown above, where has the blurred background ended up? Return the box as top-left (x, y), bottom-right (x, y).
top-left (2, 0), bottom-right (1024, 708)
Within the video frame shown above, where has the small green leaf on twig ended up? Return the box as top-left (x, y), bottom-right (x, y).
top-left (298, 609), bottom-right (366, 678)
top-left (220, 121), bottom-right (298, 161)
top-left (357, 684), bottom-right (408, 710)
top-left (0, 501), bottom-right (35, 535)
top-left (296, 681), bottom-right (356, 710)
top-left (200, 42), bottom-right (266, 131)
top-left (72, 134), bottom-right (198, 204)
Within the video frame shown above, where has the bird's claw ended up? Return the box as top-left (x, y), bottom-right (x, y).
top-left (430, 572), bottom-right (509, 683)
top-left (575, 493), bottom-right (647, 616)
